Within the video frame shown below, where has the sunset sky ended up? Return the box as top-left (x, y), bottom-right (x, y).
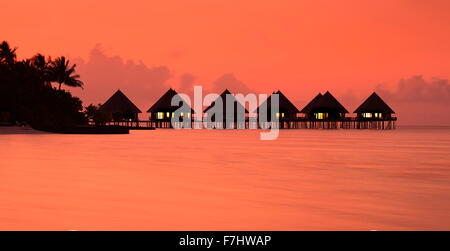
top-left (3, 0), bottom-right (450, 125)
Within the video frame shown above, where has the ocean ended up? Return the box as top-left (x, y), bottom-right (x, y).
top-left (1, 126), bottom-right (449, 230)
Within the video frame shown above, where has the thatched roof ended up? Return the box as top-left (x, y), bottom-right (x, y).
top-left (312, 91), bottom-right (349, 113)
top-left (300, 91), bottom-right (348, 113)
top-left (204, 89), bottom-right (249, 113)
top-left (147, 88), bottom-right (194, 113)
top-left (99, 90), bottom-right (141, 114)
top-left (354, 92), bottom-right (395, 114)
top-left (300, 93), bottom-right (323, 113)
top-left (254, 90), bottom-right (300, 113)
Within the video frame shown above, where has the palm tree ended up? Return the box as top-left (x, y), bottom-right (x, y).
top-left (0, 41), bottom-right (17, 66)
top-left (31, 54), bottom-right (51, 85)
top-left (48, 56), bottom-right (84, 90)
top-left (31, 54), bottom-right (48, 71)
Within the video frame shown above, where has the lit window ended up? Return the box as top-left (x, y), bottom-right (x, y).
top-left (315, 113), bottom-right (324, 120)
top-left (374, 113), bottom-right (382, 118)
top-left (157, 112), bottom-right (164, 119)
top-left (166, 112), bottom-right (170, 118)
top-left (362, 113), bottom-right (372, 118)
top-left (282, 113), bottom-right (285, 118)
top-left (172, 112), bottom-right (174, 118)
top-left (188, 113), bottom-right (191, 118)
top-left (276, 112), bottom-right (280, 118)
top-left (180, 112), bottom-right (184, 117)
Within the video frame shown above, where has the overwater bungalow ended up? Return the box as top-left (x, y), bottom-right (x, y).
top-left (94, 88), bottom-right (396, 130)
top-left (98, 89), bottom-right (141, 125)
top-left (354, 92), bottom-right (396, 129)
top-left (301, 91), bottom-right (348, 120)
top-left (299, 91), bottom-right (349, 129)
top-left (147, 88), bottom-right (194, 128)
top-left (203, 89), bottom-right (248, 129)
top-left (255, 90), bottom-right (300, 129)
top-left (354, 92), bottom-right (395, 120)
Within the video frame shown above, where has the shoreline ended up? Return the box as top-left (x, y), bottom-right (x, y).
top-left (0, 125), bottom-right (48, 134)
top-left (0, 125), bottom-right (130, 135)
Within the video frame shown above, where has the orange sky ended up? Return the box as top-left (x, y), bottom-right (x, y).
top-left (3, 0), bottom-right (450, 124)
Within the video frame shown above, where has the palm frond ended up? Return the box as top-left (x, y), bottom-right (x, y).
top-left (48, 56), bottom-right (84, 89)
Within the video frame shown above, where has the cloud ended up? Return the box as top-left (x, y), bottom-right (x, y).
top-left (210, 73), bottom-right (254, 94)
top-left (67, 46), bottom-right (256, 117)
top-left (376, 75), bottom-right (450, 104)
top-left (67, 46), bottom-right (257, 117)
top-left (375, 75), bottom-right (450, 125)
top-left (70, 44), bottom-right (171, 111)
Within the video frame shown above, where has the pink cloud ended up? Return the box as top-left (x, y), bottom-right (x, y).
top-left (376, 76), bottom-right (450, 125)
top-left (70, 44), bottom-right (171, 112)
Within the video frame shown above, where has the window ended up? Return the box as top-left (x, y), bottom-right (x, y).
top-left (314, 113), bottom-right (324, 120)
top-left (166, 112), bottom-right (170, 118)
top-left (374, 113), bottom-right (383, 118)
top-left (157, 112), bottom-right (164, 119)
top-left (275, 112), bottom-right (285, 119)
top-left (362, 113), bottom-right (372, 118)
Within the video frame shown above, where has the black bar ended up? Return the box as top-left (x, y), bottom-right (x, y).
top-left (0, 231), bottom-right (445, 250)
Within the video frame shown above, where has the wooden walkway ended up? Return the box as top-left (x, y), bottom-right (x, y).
top-left (90, 117), bottom-right (396, 130)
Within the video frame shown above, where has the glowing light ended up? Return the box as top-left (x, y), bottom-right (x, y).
top-left (374, 113), bottom-right (383, 118)
top-left (157, 112), bottom-right (164, 119)
top-left (314, 113), bottom-right (325, 120)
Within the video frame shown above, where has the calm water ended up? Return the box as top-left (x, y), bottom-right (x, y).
top-left (1, 126), bottom-right (450, 230)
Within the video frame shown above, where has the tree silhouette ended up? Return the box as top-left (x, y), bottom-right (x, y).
top-left (48, 56), bottom-right (84, 90)
top-left (0, 41), bottom-right (17, 66)
top-left (0, 41), bottom-right (87, 128)
top-left (30, 54), bottom-right (51, 86)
